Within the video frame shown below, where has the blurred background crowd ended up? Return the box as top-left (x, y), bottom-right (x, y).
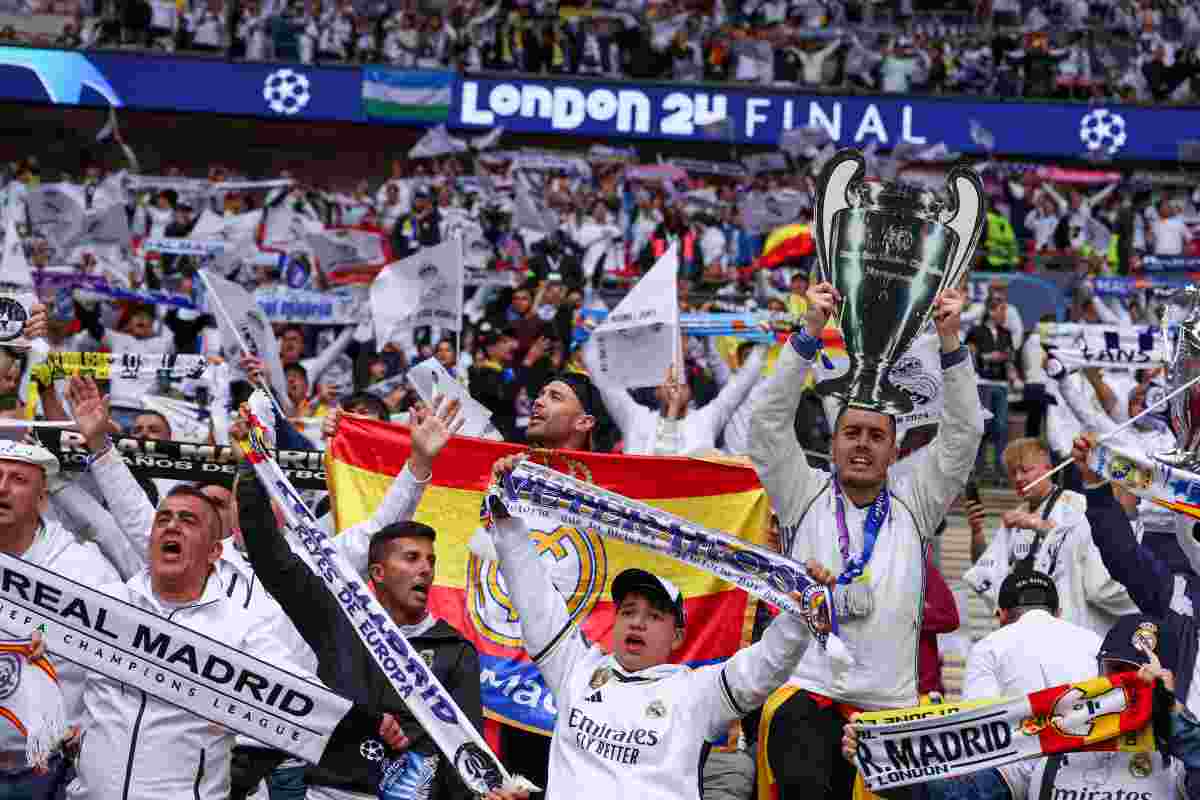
top-left (0, 0), bottom-right (1199, 102)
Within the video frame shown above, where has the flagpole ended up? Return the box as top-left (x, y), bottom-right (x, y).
top-left (197, 270), bottom-right (290, 422)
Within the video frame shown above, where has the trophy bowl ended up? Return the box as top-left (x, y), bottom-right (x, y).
top-left (1156, 286), bottom-right (1200, 471)
top-left (813, 149), bottom-right (985, 415)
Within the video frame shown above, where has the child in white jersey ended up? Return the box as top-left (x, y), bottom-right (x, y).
top-left (483, 455), bottom-right (818, 800)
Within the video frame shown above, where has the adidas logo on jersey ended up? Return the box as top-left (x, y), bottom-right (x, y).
top-left (585, 691), bottom-right (603, 703)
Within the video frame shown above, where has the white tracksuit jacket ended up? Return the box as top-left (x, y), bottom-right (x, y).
top-left (592, 348), bottom-right (766, 456)
top-left (492, 516), bottom-right (811, 800)
top-left (65, 571), bottom-right (305, 800)
top-left (748, 344), bottom-right (984, 709)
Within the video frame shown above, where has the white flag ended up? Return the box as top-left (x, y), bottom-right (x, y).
top-left (407, 357), bottom-right (500, 440)
top-left (24, 184), bottom-right (86, 252)
top-left (0, 211), bottom-right (35, 349)
top-left (409, 124), bottom-right (468, 159)
top-left (198, 269), bottom-right (291, 412)
top-left (306, 227), bottom-right (389, 277)
top-left (585, 245), bottom-right (679, 389)
top-left (142, 395), bottom-right (212, 444)
top-left (470, 127), bottom-right (504, 152)
top-left (370, 239), bottom-right (464, 342)
top-left (260, 203), bottom-right (323, 252)
top-left (68, 201), bottom-right (132, 251)
top-left (1039, 322), bottom-right (1166, 369)
top-left (513, 183), bottom-right (555, 234)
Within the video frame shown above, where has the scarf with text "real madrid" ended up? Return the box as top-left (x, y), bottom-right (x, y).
top-left (237, 405), bottom-right (537, 798)
top-left (487, 460), bottom-right (852, 664)
top-left (0, 552), bottom-right (409, 768)
top-left (851, 673), bottom-right (1157, 790)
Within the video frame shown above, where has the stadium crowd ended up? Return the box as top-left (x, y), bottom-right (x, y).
top-left (2, 0), bottom-right (1199, 102)
top-left (0, 83), bottom-right (1196, 800)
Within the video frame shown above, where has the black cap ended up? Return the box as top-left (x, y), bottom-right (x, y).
top-left (612, 568), bottom-right (685, 628)
top-left (998, 569), bottom-right (1059, 612)
top-left (548, 372), bottom-right (597, 417)
top-left (477, 321), bottom-right (515, 349)
top-left (1099, 614), bottom-right (1170, 670)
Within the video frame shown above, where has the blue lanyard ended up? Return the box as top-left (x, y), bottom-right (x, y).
top-left (832, 476), bottom-right (889, 585)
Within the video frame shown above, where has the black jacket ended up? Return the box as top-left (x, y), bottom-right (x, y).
top-left (237, 474), bottom-right (483, 799)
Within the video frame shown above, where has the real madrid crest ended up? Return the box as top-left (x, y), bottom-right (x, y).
top-left (421, 649), bottom-right (435, 668)
top-left (1129, 751), bottom-right (1153, 778)
top-left (646, 700), bottom-right (666, 719)
top-left (1132, 621), bottom-right (1159, 656)
top-left (589, 667), bottom-right (611, 690)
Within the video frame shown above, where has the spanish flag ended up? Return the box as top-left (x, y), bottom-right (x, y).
top-left (754, 224), bottom-right (814, 269)
top-left (328, 417), bottom-right (770, 735)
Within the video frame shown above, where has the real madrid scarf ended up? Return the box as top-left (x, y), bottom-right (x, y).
top-left (1085, 439), bottom-right (1200, 519)
top-left (0, 637), bottom-right (67, 771)
top-left (236, 406), bottom-right (537, 797)
top-left (0, 552), bottom-right (395, 765)
top-left (850, 673), bottom-right (1156, 790)
top-left (486, 460), bottom-right (852, 664)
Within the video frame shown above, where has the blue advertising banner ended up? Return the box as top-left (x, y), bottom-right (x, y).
top-left (451, 74), bottom-right (1200, 162)
top-left (0, 46), bottom-right (364, 122)
top-left (1138, 254), bottom-right (1200, 272)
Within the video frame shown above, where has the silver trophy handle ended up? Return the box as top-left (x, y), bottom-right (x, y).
top-left (939, 167), bottom-right (986, 292)
top-left (814, 150), bottom-right (866, 285)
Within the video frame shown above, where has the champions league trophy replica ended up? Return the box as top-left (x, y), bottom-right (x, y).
top-left (1156, 286), bottom-right (1200, 471)
top-left (813, 149), bottom-right (986, 414)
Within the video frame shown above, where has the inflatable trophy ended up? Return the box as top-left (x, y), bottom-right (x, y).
top-left (813, 149), bottom-right (986, 414)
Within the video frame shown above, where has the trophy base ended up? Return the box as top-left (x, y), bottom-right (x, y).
top-left (820, 363), bottom-right (916, 418)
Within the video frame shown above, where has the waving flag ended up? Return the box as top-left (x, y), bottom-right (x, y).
top-left (327, 417), bottom-right (770, 735)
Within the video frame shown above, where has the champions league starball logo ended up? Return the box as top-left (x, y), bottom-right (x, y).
top-left (0, 298), bottom-right (29, 342)
top-left (0, 653), bottom-right (21, 701)
top-left (1080, 108), bottom-right (1128, 156)
top-left (263, 69), bottom-right (311, 116)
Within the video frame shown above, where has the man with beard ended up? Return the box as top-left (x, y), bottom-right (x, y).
top-left (749, 281), bottom-right (983, 799)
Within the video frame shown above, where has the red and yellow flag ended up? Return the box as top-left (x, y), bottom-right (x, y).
top-left (328, 417), bottom-right (770, 734)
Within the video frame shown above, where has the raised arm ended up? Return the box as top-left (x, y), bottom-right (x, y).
top-left (1073, 439), bottom-right (1172, 617)
top-left (67, 377), bottom-right (156, 559)
top-left (327, 402), bottom-right (460, 574)
top-left (902, 289), bottom-right (986, 533)
top-left (584, 345), bottom-right (654, 449)
top-left (488, 476), bottom-right (589, 697)
top-left (237, 465), bottom-right (346, 653)
top-left (748, 283), bottom-right (833, 526)
top-left (692, 346), bottom-right (765, 439)
top-left (1052, 366), bottom-right (1118, 436)
top-left (696, 598), bottom-right (811, 735)
top-left (50, 483), bottom-right (144, 580)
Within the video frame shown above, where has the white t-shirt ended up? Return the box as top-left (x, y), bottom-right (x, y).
top-left (1152, 215), bottom-right (1190, 255)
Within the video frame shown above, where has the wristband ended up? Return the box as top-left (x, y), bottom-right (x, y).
top-left (789, 329), bottom-right (822, 360)
top-left (1045, 357), bottom-right (1065, 380)
top-left (85, 436), bottom-right (114, 468)
top-left (940, 346), bottom-right (969, 370)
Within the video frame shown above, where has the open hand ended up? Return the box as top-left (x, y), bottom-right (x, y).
top-left (66, 376), bottom-right (118, 452)
top-left (411, 396), bottom-right (464, 476)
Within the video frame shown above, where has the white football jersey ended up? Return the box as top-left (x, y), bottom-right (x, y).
top-left (490, 515), bottom-right (811, 800)
top-left (1008, 750), bottom-right (1183, 800)
top-left (540, 637), bottom-right (737, 800)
